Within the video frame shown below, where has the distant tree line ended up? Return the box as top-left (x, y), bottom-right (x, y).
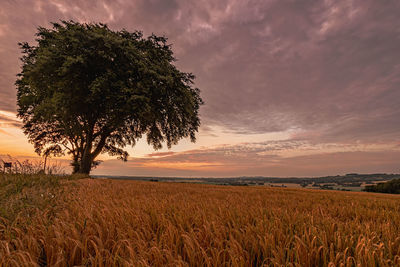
top-left (363, 179), bottom-right (400, 194)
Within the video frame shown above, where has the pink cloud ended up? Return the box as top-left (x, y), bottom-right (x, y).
top-left (1, 0), bottom-right (400, 176)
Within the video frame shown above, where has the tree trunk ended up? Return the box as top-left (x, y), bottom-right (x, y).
top-left (78, 129), bottom-right (94, 174)
top-left (78, 153), bottom-right (93, 174)
top-left (71, 154), bottom-right (80, 174)
top-left (74, 128), bottom-right (108, 175)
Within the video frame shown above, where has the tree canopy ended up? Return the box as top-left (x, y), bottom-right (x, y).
top-left (16, 21), bottom-right (203, 174)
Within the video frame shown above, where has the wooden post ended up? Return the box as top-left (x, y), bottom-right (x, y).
top-left (43, 155), bottom-right (47, 174)
top-left (4, 162), bottom-right (12, 174)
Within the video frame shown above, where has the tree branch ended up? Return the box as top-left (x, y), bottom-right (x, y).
top-left (91, 132), bottom-right (109, 159)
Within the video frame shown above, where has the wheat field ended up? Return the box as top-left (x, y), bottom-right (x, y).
top-left (1, 175), bottom-right (400, 266)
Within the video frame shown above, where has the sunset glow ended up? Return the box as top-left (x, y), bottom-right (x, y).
top-left (1, 0), bottom-right (400, 177)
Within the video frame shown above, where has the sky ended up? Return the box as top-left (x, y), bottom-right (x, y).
top-left (0, 0), bottom-right (400, 177)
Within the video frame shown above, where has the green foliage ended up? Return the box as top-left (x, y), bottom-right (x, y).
top-left (363, 179), bottom-right (400, 194)
top-left (16, 20), bottom-right (203, 174)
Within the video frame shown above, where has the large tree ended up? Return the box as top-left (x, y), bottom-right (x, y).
top-left (16, 21), bottom-right (203, 174)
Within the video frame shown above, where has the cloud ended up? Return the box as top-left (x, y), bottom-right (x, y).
top-left (147, 151), bottom-right (176, 157)
top-left (93, 149), bottom-right (400, 178)
top-left (0, 112), bottom-right (21, 128)
top-left (93, 140), bottom-right (400, 177)
top-left (2, 0), bottom-right (400, 139)
top-left (1, 0), bottom-right (400, 176)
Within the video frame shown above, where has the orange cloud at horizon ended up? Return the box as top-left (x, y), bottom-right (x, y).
top-left (141, 161), bottom-right (225, 171)
top-left (90, 145), bottom-right (400, 178)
